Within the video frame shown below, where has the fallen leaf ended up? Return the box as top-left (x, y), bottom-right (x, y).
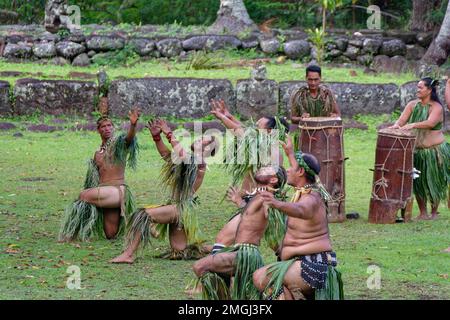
top-left (5, 247), bottom-right (20, 254)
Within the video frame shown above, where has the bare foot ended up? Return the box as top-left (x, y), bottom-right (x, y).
top-left (430, 213), bottom-right (439, 220)
top-left (415, 214), bottom-right (431, 221)
top-left (201, 244), bottom-right (213, 254)
top-left (442, 247), bottom-right (450, 253)
top-left (110, 253), bottom-right (135, 264)
top-left (185, 284), bottom-right (202, 296)
top-left (150, 223), bottom-right (160, 238)
top-left (57, 237), bottom-right (73, 243)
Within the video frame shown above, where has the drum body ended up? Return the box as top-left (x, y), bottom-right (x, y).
top-left (369, 128), bottom-right (416, 224)
top-left (298, 117), bottom-right (346, 222)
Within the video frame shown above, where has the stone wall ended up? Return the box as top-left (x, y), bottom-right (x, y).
top-left (0, 25), bottom-right (434, 70)
top-left (13, 79), bottom-right (98, 115)
top-left (279, 81), bottom-right (401, 116)
top-left (108, 78), bottom-right (235, 118)
top-left (400, 81), bottom-right (448, 108)
top-left (0, 81), bottom-right (11, 115)
top-left (1, 76), bottom-right (449, 120)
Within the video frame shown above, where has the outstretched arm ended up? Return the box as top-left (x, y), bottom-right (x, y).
top-left (390, 101), bottom-right (415, 129)
top-left (281, 134), bottom-right (298, 169)
top-left (125, 108), bottom-right (140, 146)
top-left (156, 119), bottom-right (188, 160)
top-left (402, 102), bottom-right (443, 130)
top-left (260, 191), bottom-right (316, 220)
top-left (147, 119), bottom-right (171, 158)
top-left (213, 99), bottom-right (241, 125)
top-left (211, 99), bottom-right (245, 135)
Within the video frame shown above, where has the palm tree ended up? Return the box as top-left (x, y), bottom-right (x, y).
top-left (421, 0), bottom-right (450, 66)
top-left (208, 0), bottom-right (258, 35)
top-left (318, 0), bottom-right (343, 33)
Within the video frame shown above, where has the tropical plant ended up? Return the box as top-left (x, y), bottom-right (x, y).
top-left (317, 0), bottom-right (344, 32)
top-left (307, 27), bottom-right (327, 65)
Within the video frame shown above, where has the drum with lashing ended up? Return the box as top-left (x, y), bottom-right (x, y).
top-left (297, 117), bottom-right (347, 222)
top-left (368, 128), bottom-right (416, 224)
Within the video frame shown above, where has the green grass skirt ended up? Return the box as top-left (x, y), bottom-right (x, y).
top-left (264, 209), bottom-right (287, 252)
top-left (202, 244), bottom-right (264, 300)
top-left (264, 258), bottom-right (344, 300)
top-left (58, 185), bottom-right (135, 241)
top-left (125, 206), bottom-right (207, 260)
top-left (196, 272), bottom-right (231, 300)
top-left (413, 142), bottom-right (450, 205)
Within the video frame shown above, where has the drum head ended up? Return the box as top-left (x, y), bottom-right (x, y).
top-left (299, 117), bottom-right (342, 128)
top-left (378, 128), bottom-right (416, 138)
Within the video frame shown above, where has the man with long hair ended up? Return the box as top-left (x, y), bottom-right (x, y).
top-left (111, 119), bottom-right (219, 262)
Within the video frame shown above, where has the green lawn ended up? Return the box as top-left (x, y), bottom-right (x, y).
top-left (0, 115), bottom-right (448, 300)
top-left (0, 54), bottom-right (417, 87)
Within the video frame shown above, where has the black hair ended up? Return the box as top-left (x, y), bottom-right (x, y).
top-left (264, 116), bottom-right (290, 133)
top-left (96, 116), bottom-right (113, 128)
top-left (306, 65), bottom-right (322, 77)
top-left (274, 166), bottom-right (287, 190)
top-left (302, 153), bottom-right (320, 183)
top-left (208, 135), bottom-right (217, 157)
top-left (421, 77), bottom-right (442, 106)
top-left (194, 135), bottom-right (217, 157)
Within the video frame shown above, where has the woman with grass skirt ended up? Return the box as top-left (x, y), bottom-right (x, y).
top-left (192, 166), bottom-right (287, 300)
top-left (210, 99), bottom-right (290, 255)
top-left (391, 77), bottom-right (450, 220)
top-left (253, 136), bottom-right (343, 300)
top-left (111, 119), bottom-right (218, 263)
top-left (58, 109), bottom-right (140, 242)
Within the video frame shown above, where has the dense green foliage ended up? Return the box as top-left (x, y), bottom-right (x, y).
top-left (1, 0), bottom-right (447, 30)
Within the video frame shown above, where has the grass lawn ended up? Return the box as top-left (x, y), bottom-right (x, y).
top-left (0, 52), bottom-right (417, 87)
top-left (0, 114), bottom-right (448, 300)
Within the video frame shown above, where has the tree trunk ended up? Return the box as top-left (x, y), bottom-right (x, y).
top-left (322, 7), bottom-right (327, 32)
top-left (410, 0), bottom-right (438, 32)
top-left (422, 1), bottom-right (450, 66)
top-left (208, 0), bottom-right (258, 35)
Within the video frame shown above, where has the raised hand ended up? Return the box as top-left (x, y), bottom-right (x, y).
top-left (226, 186), bottom-right (243, 206)
top-left (156, 119), bottom-right (172, 135)
top-left (128, 108), bottom-right (140, 125)
top-left (147, 119), bottom-right (161, 136)
top-left (280, 134), bottom-right (294, 155)
top-left (218, 99), bottom-right (232, 118)
top-left (210, 99), bottom-right (224, 118)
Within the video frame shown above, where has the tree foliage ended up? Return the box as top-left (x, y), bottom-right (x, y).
top-left (0, 0), bottom-right (447, 32)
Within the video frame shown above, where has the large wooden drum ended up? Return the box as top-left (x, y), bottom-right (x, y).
top-left (298, 117), bottom-right (346, 222)
top-left (368, 128), bottom-right (416, 224)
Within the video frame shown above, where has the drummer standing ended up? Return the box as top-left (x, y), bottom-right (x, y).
top-left (290, 65), bottom-right (341, 124)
